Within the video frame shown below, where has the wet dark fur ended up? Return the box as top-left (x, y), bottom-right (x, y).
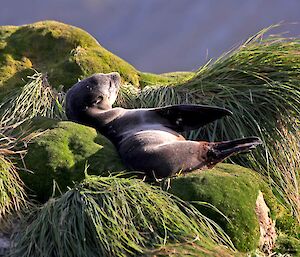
top-left (66, 72), bottom-right (261, 178)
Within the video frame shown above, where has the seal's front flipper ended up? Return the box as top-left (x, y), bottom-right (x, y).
top-left (205, 136), bottom-right (262, 167)
top-left (153, 104), bottom-right (232, 132)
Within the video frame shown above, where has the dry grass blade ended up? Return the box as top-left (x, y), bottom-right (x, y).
top-left (11, 174), bottom-right (234, 257)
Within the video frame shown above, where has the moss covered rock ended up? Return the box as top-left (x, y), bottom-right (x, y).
top-left (0, 20), bottom-right (189, 98)
top-left (20, 118), bottom-right (125, 202)
top-left (168, 163), bottom-right (264, 252)
top-left (0, 20), bottom-right (140, 95)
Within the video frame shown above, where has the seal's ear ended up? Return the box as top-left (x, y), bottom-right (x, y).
top-left (152, 104), bottom-right (232, 132)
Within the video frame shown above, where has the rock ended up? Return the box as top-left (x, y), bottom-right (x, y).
top-left (168, 163), bottom-right (276, 252)
top-left (255, 191), bottom-right (277, 254)
top-left (19, 117), bottom-right (125, 202)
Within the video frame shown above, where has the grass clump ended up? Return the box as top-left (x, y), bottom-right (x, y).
top-left (119, 26), bottom-right (300, 223)
top-left (11, 175), bottom-right (234, 257)
top-left (0, 71), bottom-right (66, 128)
top-left (0, 156), bottom-right (26, 227)
top-left (144, 241), bottom-right (242, 257)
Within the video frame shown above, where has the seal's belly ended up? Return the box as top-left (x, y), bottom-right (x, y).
top-left (118, 130), bottom-right (184, 154)
top-left (134, 130), bottom-right (183, 144)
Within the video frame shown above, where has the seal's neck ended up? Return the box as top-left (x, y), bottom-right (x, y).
top-left (85, 107), bottom-right (125, 129)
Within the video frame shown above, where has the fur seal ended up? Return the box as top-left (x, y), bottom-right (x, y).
top-left (66, 72), bottom-right (261, 178)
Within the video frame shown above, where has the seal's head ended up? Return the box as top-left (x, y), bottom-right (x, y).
top-left (66, 72), bottom-right (121, 122)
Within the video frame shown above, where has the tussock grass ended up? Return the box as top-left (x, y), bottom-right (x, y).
top-left (118, 27), bottom-right (300, 222)
top-left (144, 241), bottom-right (239, 257)
top-left (116, 83), bottom-right (140, 108)
top-left (0, 71), bottom-right (66, 129)
top-left (11, 175), bottom-right (234, 257)
top-left (0, 130), bottom-right (35, 230)
top-left (0, 154), bottom-right (26, 229)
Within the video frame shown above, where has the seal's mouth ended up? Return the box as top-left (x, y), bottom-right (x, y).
top-left (91, 95), bottom-right (104, 106)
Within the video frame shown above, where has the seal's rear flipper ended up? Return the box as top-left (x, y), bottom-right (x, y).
top-left (206, 136), bottom-right (262, 167)
top-left (152, 104), bottom-right (232, 132)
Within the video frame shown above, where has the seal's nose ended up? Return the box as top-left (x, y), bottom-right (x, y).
top-left (110, 72), bottom-right (121, 83)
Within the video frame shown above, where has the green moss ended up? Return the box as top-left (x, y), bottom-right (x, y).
top-left (138, 71), bottom-right (194, 88)
top-left (168, 163), bottom-right (262, 252)
top-left (159, 71), bottom-right (195, 82)
top-left (0, 20), bottom-right (140, 96)
top-left (0, 21), bottom-right (197, 97)
top-left (19, 118), bottom-right (125, 202)
top-left (275, 234), bottom-right (300, 256)
top-left (276, 213), bottom-right (300, 238)
top-left (258, 180), bottom-right (300, 238)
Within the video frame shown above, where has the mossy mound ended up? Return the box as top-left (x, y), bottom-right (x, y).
top-left (0, 20), bottom-right (140, 96)
top-left (168, 163), bottom-right (263, 252)
top-left (19, 117), bottom-right (125, 202)
top-left (0, 20), bottom-right (189, 98)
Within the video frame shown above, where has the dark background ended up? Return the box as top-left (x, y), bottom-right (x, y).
top-left (1, 0), bottom-right (300, 73)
